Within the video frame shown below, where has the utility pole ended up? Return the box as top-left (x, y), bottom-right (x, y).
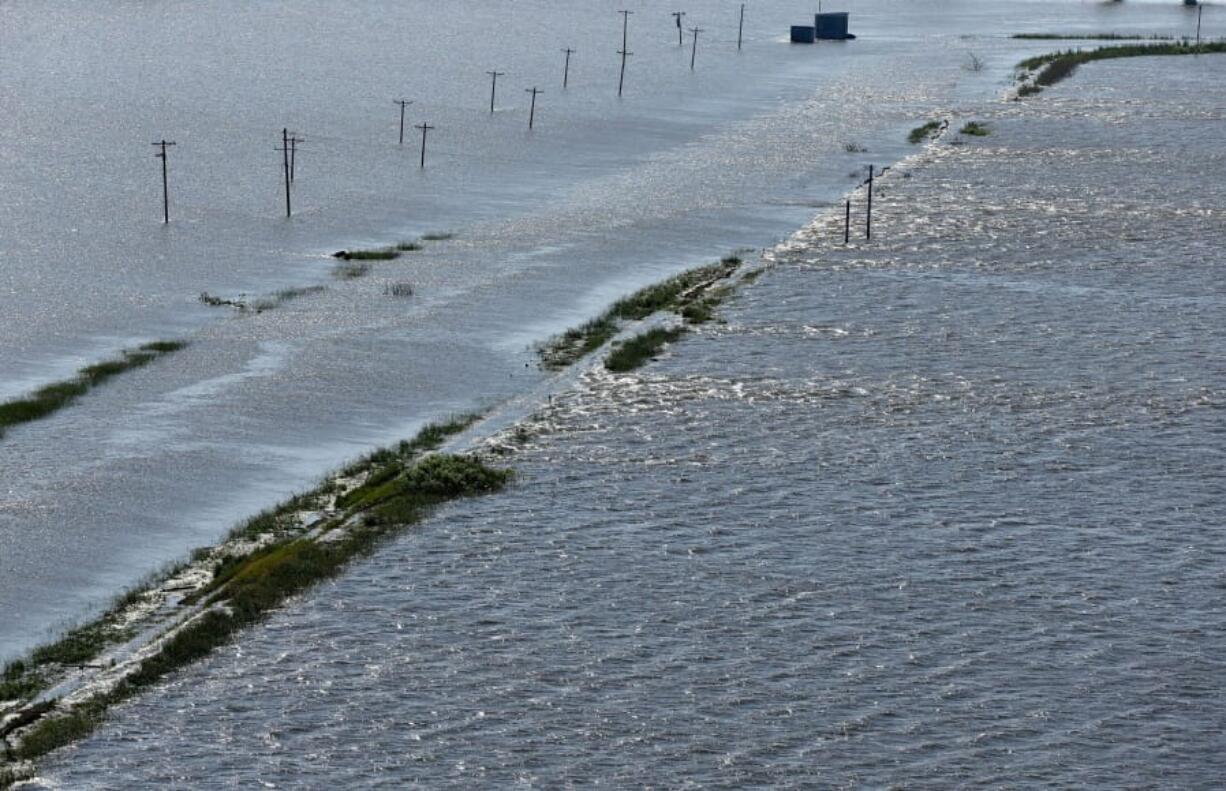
top-left (738, 4), bottom-right (745, 51)
top-left (394, 99), bottom-right (413, 144)
top-left (152, 139), bottom-right (176, 224)
top-left (690, 27), bottom-right (704, 70)
top-left (844, 199), bottom-right (850, 244)
top-left (562, 48), bottom-right (575, 88)
top-left (1196, 4), bottom-right (1203, 48)
top-left (865, 164), bottom-right (874, 240)
top-left (415, 122), bottom-right (433, 168)
top-left (277, 128), bottom-right (292, 217)
top-left (671, 11), bottom-right (686, 46)
top-left (618, 10), bottom-right (634, 97)
top-left (487, 70), bottom-right (506, 113)
top-left (525, 87), bottom-right (542, 129)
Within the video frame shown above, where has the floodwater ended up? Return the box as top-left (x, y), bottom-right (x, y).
top-left (36, 48), bottom-right (1226, 788)
top-left (4, 0), bottom-right (1204, 656)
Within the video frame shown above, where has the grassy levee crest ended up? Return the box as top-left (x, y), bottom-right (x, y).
top-left (538, 255), bottom-right (743, 370)
top-left (0, 414), bottom-right (507, 786)
top-left (1015, 41), bottom-right (1226, 97)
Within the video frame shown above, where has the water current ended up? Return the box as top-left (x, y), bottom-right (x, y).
top-left (1, 0), bottom-right (1211, 660)
top-left (35, 51), bottom-right (1226, 788)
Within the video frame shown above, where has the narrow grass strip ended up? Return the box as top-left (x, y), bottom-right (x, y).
top-left (605, 327), bottom-right (687, 373)
top-left (539, 255), bottom-right (742, 370)
top-left (0, 341), bottom-right (186, 439)
top-left (1017, 42), bottom-right (1226, 91)
top-left (1012, 33), bottom-right (1175, 41)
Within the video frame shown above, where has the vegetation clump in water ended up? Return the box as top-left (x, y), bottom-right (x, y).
top-left (908, 120), bottom-right (942, 144)
top-left (201, 285), bottom-right (325, 314)
top-left (538, 255), bottom-right (743, 370)
top-left (0, 341), bottom-right (186, 439)
top-left (960, 121), bottom-right (990, 136)
top-left (605, 327), bottom-right (688, 373)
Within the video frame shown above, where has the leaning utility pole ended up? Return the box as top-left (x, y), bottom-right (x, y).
top-left (738, 4), bottom-right (745, 51)
top-left (689, 27), bottom-right (704, 70)
top-left (618, 10), bottom-right (634, 97)
top-left (486, 70), bottom-right (506, 113)
top-left (525, 87), bottom-right (543, 129)
top-left (151, 139), bottom-right (176, 224)
top-left (671, 11), bottom-right (686, 46)
top-left (394, 99), bottom-right (413, 144)
top-left (415, 122), bottom-right (433, 168)
top-left (562, 48), bottom-right (575, 88)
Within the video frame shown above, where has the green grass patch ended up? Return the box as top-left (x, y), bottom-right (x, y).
top-left (538, 256), bottom-right (742, 370)
top-left (1012, 33), bottom-right (1174, 41)
top-left (0, 662), bottom-right (45, 702)
top-left (0, 341), bottom-right (186, 439)
top-left (960, 121), bottom-right (990, 137)
top-left (908, 120), bottom-right (942, 145)
top-left (394, 241), bottom-right (422, 252)
top-left (1018, 42), bottom-right (1226, 89)
top-left (1017, 83), bottom-right (1043, 97)
top-left (605, 327), bottom-right (687, 373)
top-left (420, 232), bottom-right (455, 241)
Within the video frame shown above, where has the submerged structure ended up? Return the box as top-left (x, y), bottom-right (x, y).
top-left (815, 12), bottom-right (854, 40)
top-left (791, 11), bottom-right (854, 42)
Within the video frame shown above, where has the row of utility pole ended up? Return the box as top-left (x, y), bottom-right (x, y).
top-left (152, 6), bottom-right (754, 222)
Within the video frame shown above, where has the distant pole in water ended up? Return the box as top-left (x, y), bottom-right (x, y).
top-left (394, 99), bottom-right (413, 145)
top-left (415, 122), bottom-right (433, 168)
top-left (865, 164), bottom-right (874, 240)
top-left (562, 48), bottom-right (575, 88)
top-left (689, 27), bottom-right (704, 70)
top-left (279, 128), bottom-right (292, 218)
top-left (618, 9), bottom-right (634, 96)
top-left (738, 4), bottom-right (745, 51)
top-left (672, 11), bottom-right (686, 46)
top-left (486, 70), bottom-right (506, 113)
top-left (525, 87), bottom-right (542, 129)
top-left (844, 198), bottom-right (850, 244)
top-left (151, 139), bottom-right (176, 224)
top-left (1196, 4), bottom-right (1203, 48)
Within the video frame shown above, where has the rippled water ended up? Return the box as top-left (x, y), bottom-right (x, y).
top-left (3, 0), bottom-right (1210, 659)
top-left (39, 56), bottom-right (1226, 787)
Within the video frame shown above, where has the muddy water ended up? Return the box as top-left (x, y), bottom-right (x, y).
top-left (37, 55), bottom-right (1226, 788)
